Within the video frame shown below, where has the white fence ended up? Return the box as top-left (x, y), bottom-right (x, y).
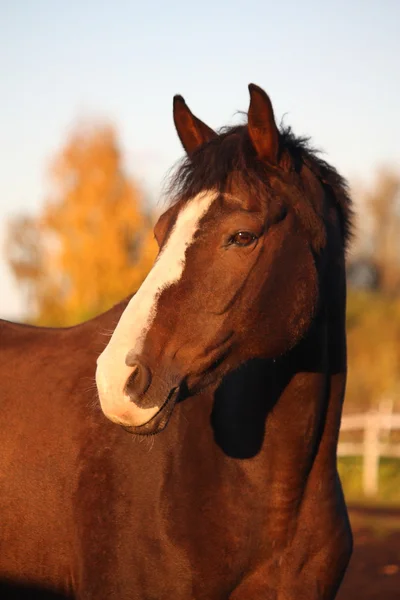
top-left (338, 404), bottom-right (400, 496)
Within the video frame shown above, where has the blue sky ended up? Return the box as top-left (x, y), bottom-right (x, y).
top-left (1, 0), bottom-right (399, 319)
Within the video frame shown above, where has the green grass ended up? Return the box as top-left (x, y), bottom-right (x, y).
top-left (338, 457), bottom-right (400, 507)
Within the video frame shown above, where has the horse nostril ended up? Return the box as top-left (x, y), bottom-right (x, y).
top-left (124, 353), bottom-right (152, 399)
top-left (125, 349), bottom-right (139, 367)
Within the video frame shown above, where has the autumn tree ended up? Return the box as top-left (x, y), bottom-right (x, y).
top-left (346, 291), bottom-right (400, 412)
top-left (367, 168), bottom-right (400, 294)
top-left (6, 123), bottom-right (157, 326)
top-left (352, 168), bottom-right (400, 295)
top-left (345, 167), bottom-right (400, 413)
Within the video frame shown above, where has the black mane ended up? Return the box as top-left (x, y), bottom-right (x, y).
top-left (168, 123), bottom-right (353, 248)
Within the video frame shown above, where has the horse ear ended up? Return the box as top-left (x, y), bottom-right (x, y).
top-left (247, 84), bottom-right (279, 165)
top-left (173, 95), bottom-right (216, 156)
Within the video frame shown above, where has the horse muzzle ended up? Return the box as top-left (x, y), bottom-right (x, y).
top-left (96, 350), bottom-right (182, 433)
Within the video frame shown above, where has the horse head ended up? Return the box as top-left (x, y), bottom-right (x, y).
top-left (95, 84), bottom-right (351, 434)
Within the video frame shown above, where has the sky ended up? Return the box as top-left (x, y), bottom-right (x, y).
top-left (1, 0), bottom-right (399, 320)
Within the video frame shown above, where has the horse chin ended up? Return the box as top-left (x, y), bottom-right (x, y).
top-left (119, 387), bottom-right (180, 436)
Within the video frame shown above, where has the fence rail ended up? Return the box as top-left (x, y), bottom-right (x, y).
top-left (338, 405), bottom-right (400, 496)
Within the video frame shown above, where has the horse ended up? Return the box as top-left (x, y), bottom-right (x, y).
top-left (0, 84), bottom-right (353, 599)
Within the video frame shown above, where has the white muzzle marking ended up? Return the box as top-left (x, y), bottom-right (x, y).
top-left (95, 190), bottom-right (218, 426)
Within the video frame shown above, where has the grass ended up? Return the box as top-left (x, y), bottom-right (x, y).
top-left (338, 457), bottom-right (400, 507)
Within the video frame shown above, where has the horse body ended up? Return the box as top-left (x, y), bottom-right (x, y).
top-left (0, 318), bottom-right (95, 596)
top-left (0, 84), bottom-right (353, 599)
top-left (0, 312), bottom-right (351, 599)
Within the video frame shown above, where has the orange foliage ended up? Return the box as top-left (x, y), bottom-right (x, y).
top-left (6, 124), bottom-right (157, 326)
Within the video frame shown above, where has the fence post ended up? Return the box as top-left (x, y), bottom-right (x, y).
top-left (363, 411), bottom-right (380, 496)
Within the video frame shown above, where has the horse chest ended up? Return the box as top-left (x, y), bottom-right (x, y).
top-left (73, 428), bottom-right (271, 599)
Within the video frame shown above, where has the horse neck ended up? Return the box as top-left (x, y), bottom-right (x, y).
top-left (208, 287), bottom-right (347, 500)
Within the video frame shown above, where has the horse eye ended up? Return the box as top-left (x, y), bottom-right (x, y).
top-left (230, 231), bottom-right (257, 247)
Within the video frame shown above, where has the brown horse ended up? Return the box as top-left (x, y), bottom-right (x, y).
top-left (0, 84), bottom-right (353, 599)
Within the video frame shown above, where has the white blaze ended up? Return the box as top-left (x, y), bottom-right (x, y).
top-left (96, 190), bottom-right (218, 426)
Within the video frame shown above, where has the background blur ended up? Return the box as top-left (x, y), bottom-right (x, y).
top-left (1, 1), bottom-right (400, 593)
